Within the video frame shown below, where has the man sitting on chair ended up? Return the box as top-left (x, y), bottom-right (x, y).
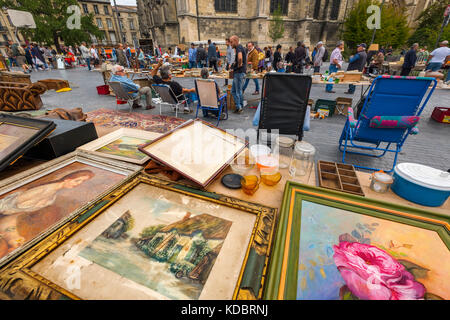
top-left (151, 59), bottom-right (196, 113)
top-left (109, 65), bottom-right (155, 110)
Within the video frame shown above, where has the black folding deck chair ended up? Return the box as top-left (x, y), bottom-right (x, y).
top-left (258, 73), bottom-right (312, 144)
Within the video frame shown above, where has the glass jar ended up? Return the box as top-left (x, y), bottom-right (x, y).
top-left (289, 141), bottom-right (316, 179)
top-left (258, 155), bottom-right (282, 186)
top-left (274, 136), bottom-right (295, 169)
top-left (370, 171), bottom-right (394, 193)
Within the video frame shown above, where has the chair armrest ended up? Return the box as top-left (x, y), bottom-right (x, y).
top-left (218, 93), bottom-right (227, 100)
top-left (347, 107), bottom-right (357, 128)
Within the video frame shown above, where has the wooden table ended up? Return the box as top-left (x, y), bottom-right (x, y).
top-left (205, 157), bottom-right (449, 216)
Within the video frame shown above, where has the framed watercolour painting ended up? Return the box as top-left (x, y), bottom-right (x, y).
top-left (0, 174), bottom-right (277, 300)
top-left (139, 119), bottom-right (247, 188)
top-left (0, 114), bottom-right (56, 171)
top-left (77, 128), bottom-right (161, 165)
top-left (0, 150), bottom-right (141, 267)
top-left (265, 182), bottom-right (450, 300)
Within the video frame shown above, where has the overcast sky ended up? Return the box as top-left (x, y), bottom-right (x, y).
top-left (112, 0), bottom-right (137, 5)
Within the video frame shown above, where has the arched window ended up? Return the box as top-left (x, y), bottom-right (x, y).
top-left (313, 0), bottom-right (321, 19)
top-left (215, 0), bottom-right (238, 13)
top-left (270, 0), bottom-right (289, 15)
top-left (330, 0), bottom-right (341, 20)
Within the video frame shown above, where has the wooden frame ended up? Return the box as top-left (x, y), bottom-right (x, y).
top-left (0, 150), bottom-right (141, 268)
top-left (77, 128), bottom-right (161, 165)
top-left (139, 119), bottom-right (247, 188)
top-left (0, 173), bottom-right (277, 300)
top-left (0, 114), bottom-right (56, 171)
top-left (265, 181), bottom-right (450, 300)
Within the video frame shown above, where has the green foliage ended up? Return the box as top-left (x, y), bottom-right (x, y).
top-left (343, 0), bottom-right (410, 51)
top-left (140, 224), bottom-right (165, 238)
top-left (0, 0), bottom-right (103, 48)
top-left (408, 0), bottom-right (450, 49)
top-left (268, 5), bottom-right (285, 43)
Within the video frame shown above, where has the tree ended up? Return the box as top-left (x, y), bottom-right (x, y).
top-left (343, 0), bottom-right (410, 51)
top-left (408, 1), bottom-right (450, 49)
top-left (268, 5), bottom-right (285, 44)
top-left (0, 0), bottom-right (103, 50)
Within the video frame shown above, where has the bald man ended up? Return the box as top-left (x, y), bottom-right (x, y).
top-left (230, 35), bottom-right (247, 114)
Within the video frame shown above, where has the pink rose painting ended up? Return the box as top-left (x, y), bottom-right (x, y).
top-left (333, 242), bottom-right (426, 300)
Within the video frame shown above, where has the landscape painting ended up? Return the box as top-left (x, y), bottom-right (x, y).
top-left (79, 198), bottom-right (233, 300)
top-left (296, 200), bottom-right (450, 300)
top-left (0, 161), bottom-right (125, 260)
top-left (96, 136), bottom-right (150, 160)
top-left (0, 123), bottom-right (37, 161)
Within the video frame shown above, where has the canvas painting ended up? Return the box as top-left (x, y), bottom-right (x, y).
top-left (80, 209), bottom-right (232, 300)
top-left (96, 136), bottom-right (150, 160)
top-left (296, 200), bottom-right (450, 300)
top-left (31, 182), bottom-right (257, 300)
top-left (0, 161), bottom-right (125, 259)
top-left (0, 123), bottom-right (37, 161)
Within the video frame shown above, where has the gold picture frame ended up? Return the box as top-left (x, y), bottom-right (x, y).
top-left (0, 150), bottom-right (142, 268)
top-left (0, 173), bottom-right (277, 300)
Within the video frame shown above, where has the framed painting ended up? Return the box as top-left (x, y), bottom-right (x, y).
top-left (0, 114), bottom-right (56, 171)
top-left (0, 174), bottom-right (277, 300)
top-left (265, 181), bottom-right (450, 300)
top-left (77, 128), bottom-right (161, 165)
top-left (0, 150), bottom-right (141, 267)
top-left (139, 119), bottom-right (247, 188)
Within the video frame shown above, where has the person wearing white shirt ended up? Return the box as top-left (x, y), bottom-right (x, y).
top-left (326, 40), bottom-right (344, 93)
top-left (425, 40), bottom-right (450, 72)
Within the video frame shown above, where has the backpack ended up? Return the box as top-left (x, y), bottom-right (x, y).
top-left (258, 51), bottom-right (265, 61)
top-left (322, 48), bottom-right (328, 62)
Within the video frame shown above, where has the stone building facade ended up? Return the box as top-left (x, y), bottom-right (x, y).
top-left (137, 0), bottom-right (437, 51)
top-left (137, 0), bottom-right (359, 50)
top-left (79, 0), bottom-right (141, 46)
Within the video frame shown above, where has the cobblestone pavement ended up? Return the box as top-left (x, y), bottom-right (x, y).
top-left (26, 65), bottom-right (450, 172)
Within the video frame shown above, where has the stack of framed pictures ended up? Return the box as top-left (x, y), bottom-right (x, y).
top-left (0, 173), bottom-right (277, 300)
top-left (139, 119), bottom-right (247, 188)
top-left (0, 114), bottom-right (56, 171)
top-left (265, 181), bottom-right (450, 300)
top-left (0, 150), bottom-right (141, 268)
top-left (77, 128), bottom-right (161, 165)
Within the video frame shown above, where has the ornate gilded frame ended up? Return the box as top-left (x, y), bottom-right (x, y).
top-left (0, 173), bottom-right (277, 300)
top-left (0, 150), bottom-right (142, 268)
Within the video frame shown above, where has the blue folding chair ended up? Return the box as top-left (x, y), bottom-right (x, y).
top-left (339, 75), bottom-right (437, 172)
top-left (194, 79), bottom-right (228, 126)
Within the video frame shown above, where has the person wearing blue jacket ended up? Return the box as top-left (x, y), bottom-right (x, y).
top-left (188, 43), bottom-right (197, 69)
top-left (109, 65), bottom-right (155, 110)
top-left (207, 39), bottom-right (218, 72)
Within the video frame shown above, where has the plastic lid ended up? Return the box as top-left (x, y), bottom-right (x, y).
top-left (373, 171), bottom-right (394, 184)
top-left (276, 136), bottom-right (295, 148)
top-left (256, 155), bottom-right (279, 169)
top-left (250, 144), bottom-right (271, 158)
top-left (394, 163), bottom-right (450, 191)
top-left (294, 141), bottom-right (316, 155)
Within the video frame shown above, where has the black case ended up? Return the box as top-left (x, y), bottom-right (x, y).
top-left (25, 118), bottom-right (98, 160)
top-left (0, 114), bottom-right (56, 172)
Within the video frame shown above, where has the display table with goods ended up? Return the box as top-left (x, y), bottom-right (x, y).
top-left (0, 114), bottom-right (448, 300)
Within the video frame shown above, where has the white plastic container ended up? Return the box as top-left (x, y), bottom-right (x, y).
top-left (391, 163), bottom-right (450, 207)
